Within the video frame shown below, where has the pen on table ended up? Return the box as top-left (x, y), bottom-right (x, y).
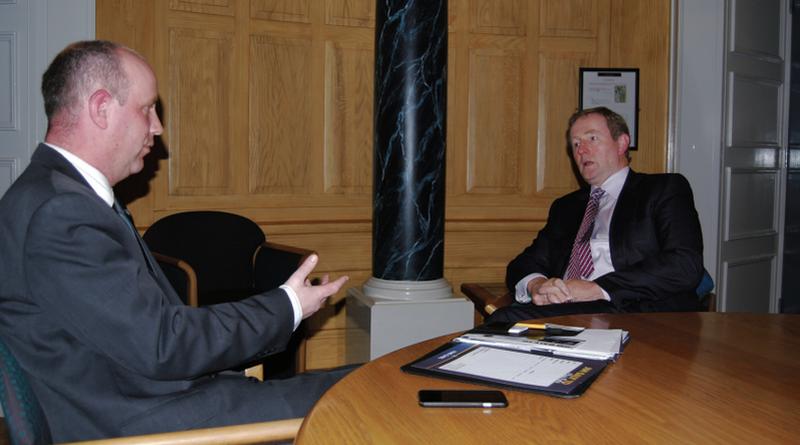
top-left (515, 322), bottom-right (548, 330)
top-left (511, 322), bottom-right (585, 334)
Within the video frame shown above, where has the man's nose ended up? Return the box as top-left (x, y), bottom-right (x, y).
top-left (151, 110), bottom-right (164, 135)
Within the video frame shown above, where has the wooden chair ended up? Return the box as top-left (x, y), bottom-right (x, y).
top-left (0, 334), bottom-right (301, 445)
top-left (60, 419), bottom-right (303, 445)
top-left (461, 270), bottom-right (717, 322)
top-left (142, 211), bottom-right (313, 378)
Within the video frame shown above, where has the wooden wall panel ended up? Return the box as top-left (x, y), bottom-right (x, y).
top-left (167, 29), bottom-right (235, 195)
top-left (98, 0), bottom-right (671, 370)
top-left (304, 328), bottom-right (347, 370)
top-left (610, 0), bottom-right (670, 172)
top-left (540, 0), bottom-right (599, 37)
top-left (325, 0), bottom-right (374, 27)
top-left (96, 0), bottom-right (155, 60)
top-left (170, 0), bottom-right (236, 16)
top-left (250, 0), bottom-right (311, 23)
top-left (466, 48), bottom-right (523, 194)
top-left (450, 1), bottom-right (538, 211)
top-left (323, 42), bottom-right (373, 194)
top-left (249, 35), bottom-right (313, 194)
top-left (470, 0), bottom-right (527, 35)
top-left (265, 223), bottom-right (372, 273)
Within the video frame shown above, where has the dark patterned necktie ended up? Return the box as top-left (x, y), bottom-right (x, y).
top-left (564, 188), bottom-right (605, 280)
top-left (112, 200), bottom-right (155, 272)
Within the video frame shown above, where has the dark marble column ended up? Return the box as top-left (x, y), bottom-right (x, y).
top-left (346, 1), bottom-right (470, 360)
top-left (372, 0), bottom-right (448, 283)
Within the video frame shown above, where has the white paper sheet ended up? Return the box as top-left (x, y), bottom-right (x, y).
top-left (438, 346), bottom-right (582, 387)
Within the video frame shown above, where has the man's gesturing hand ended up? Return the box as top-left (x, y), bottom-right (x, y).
top-left (285, 254), bottom-right (349, 319)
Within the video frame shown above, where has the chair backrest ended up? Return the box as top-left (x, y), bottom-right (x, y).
top-left (142, 212), bottom-right (311, 377)
top-left (253, 243), bottom-right (309, 292)
top-left (0, 337), bottom-right (51, 445)
top-left (143, 211), bottom-right (266, 299)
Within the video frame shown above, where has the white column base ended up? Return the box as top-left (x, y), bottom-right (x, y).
top-left (362, 276), bottom-right (453, 301)
top-left (345, 282), bottom-right (474, 362)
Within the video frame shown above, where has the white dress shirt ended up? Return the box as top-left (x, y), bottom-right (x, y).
top-left (515, 167), bottom-right (630, 303)
top-left (45, 143), bottom-right (303, 329)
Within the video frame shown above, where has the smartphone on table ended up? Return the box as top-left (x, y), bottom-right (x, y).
top-left (418, 389), bottom-right (508, 408)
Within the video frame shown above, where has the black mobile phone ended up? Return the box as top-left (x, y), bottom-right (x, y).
top-left (418, 389), bottom-right (508, 408)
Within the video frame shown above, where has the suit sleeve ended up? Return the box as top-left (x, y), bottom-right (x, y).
top-left (594, 174), bottom-right (704, 308)
top-left (24, 192), bottom-right (294, 380)
top-left (506, 196), bottom-right (579, 291)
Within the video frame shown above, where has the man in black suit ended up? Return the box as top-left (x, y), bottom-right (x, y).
top-left (0, 40), bottom-right (351, 441)
top-left (487, 107), bottom-right (704, 322)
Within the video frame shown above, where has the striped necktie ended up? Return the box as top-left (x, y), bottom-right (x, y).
top-left (564, 188), bottom-right (605, 280)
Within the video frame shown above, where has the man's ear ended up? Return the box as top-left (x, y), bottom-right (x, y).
top-left (88, 89), bottom-right (113, 129)
top-left (616, 133), bottom-right (631, 154)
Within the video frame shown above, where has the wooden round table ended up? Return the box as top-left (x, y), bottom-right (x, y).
top-left (296, 312), bottom-right (800, 444)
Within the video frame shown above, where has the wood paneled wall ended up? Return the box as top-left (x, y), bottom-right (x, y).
top-left (97, 0), bottom-right (670, 369)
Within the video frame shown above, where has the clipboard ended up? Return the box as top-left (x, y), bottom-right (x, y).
top-left (401, 341), bottom-right (608, 398)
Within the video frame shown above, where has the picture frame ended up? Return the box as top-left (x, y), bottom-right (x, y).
top-left (578, 68), bottom-right (639, 149)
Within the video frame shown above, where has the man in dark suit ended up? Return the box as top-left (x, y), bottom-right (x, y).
top-left (487, 107), bottom-right (704, 323)
top-left (0, 40), bottom-right (351, 441)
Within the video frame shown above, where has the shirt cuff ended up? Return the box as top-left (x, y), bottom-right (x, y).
top-left (280, 284), bottom-right (302, 331)
top-left (515, 273), bottom-right (546, 303)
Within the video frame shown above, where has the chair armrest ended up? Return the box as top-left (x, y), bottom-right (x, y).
top-left (151, 252), bottom-right (198, 307)
top-left (262, 242), bottom-right (314, 264)
top-left (61, 418), bottom-right (303, 445)
top-left (460, 283), bottom-right (514, 319)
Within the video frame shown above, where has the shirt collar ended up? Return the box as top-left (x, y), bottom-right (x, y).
top-left (593, 166), bottom-right (629, 201)
top-left (46, 143), bottom-right (115, 207)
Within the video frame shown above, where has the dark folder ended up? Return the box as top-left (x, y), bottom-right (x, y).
top-left (401, 340), bottom-right (608, 398)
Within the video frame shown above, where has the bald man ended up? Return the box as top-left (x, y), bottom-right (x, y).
top-left (0, 40), bottom-right (351, 441)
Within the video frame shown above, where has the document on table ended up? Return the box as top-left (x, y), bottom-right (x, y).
top-left (457, 327), bottom-right (629, 361)
top-left (438, 345), bottom-right (582, 387)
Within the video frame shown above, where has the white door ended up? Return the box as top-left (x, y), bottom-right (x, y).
top-left (719, 0), bottom-right (789, 312)
top-left (0, 0), bottom-right (32, 197)
top-left (0, 0), bottom-right (94, 198)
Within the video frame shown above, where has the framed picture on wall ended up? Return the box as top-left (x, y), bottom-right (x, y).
top-left (579, 68), bottom-right (639, 149)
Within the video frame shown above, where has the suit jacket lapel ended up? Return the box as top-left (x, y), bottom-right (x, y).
top-left (35, 144), bottom-right (185, 305)
top-left (608, 170), bottom-right (641, 269)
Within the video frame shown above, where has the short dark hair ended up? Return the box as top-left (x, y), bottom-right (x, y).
top-left (567, 106), bottom-right (630, 140)
top-left (41, 40), bottom-right (129, 128)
